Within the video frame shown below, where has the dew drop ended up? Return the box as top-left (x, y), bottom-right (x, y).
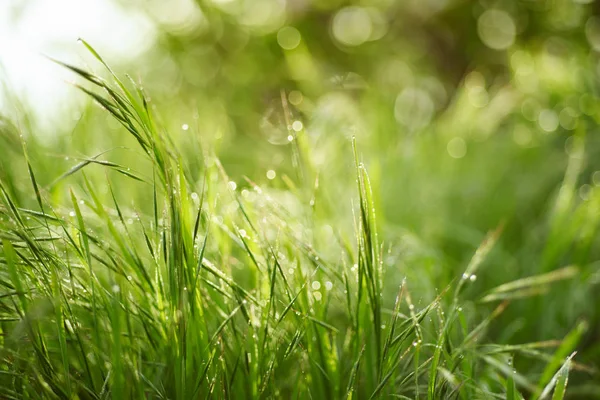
top-left (292, 120), bottom-right (303, 131)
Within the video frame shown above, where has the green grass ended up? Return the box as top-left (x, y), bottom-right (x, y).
top-left (0, 42), bottom-right (599, 399)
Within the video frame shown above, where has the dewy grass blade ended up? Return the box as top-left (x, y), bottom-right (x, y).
top-left (480, 266), bottom-right (579, 303)
top-left (550, 355), bottom-right (572, 400)
top-left (535, 322), bottom-right (587, 398)
top-left (540, 352), bottom-right (575, 400)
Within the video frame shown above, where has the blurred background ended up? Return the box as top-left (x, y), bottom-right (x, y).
top-left (2, 0), bottom-right (600, 382)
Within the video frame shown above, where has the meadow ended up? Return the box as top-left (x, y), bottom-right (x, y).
top-left (1, 1), bottom-right (600, 399)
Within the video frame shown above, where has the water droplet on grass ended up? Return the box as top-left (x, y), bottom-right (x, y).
top-left (292, 120), bottom-right (303, 131)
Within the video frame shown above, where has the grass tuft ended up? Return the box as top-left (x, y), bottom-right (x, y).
top-left (0, 44), bottom-right (597, 399)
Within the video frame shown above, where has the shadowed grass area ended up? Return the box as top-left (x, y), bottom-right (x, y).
top-left (0, 42), bottom-right (597, 399)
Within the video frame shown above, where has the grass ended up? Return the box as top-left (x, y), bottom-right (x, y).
top-left (0, 42), bottom-right (598, 399)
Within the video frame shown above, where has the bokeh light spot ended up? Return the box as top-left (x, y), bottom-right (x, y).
top-left (521, 98), bottom-right (541, 121)
top-left (447, 137), bottom-right (467, 159)
top-left (538, 109), bottom-right (559, 132)
top-left (394, 88), bottom-right (434, 130)
top-left (292, 121), bottom-right (303, 131)
top-left (332, 7), bottom-right (372, 47)
top-left (586, 17), bottom-right (600, 51)
top-left (579, 184), bottom-right (591, 201)
top-left (592, 171), bottom-right (600, 186)
top-left (288, 91), bottom-right (303, 105)
top-left (559, 108), bottom-right (578, 130)
top-left (277, 26), bottom-right (301, 50)
top-left (478, 10), bottom-right (516, 50)
top-left (237, 0), bottom-right (286, 33)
